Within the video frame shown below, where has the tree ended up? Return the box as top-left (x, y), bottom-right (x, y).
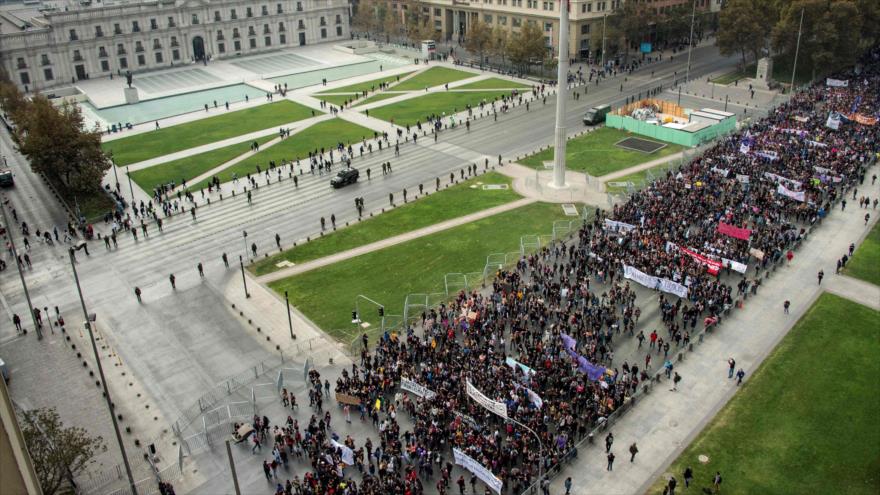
top-left (20, 408), bottom-right (106, 495)
top-left (352, 0), bottom-right (380, 37)
top-left (717, 0), bottom-right (776, 69)
top-left (508, 22), bottom-right (547, 72)
top-left (607, 1), bottom-right (650, 63)
top-left (488, 25), bottom-right (510, 65)
top-left (464, 20), bottom-right (493, 64)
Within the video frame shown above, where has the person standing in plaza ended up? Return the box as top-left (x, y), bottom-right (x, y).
top-left (671, 372), bottom-right (681, 391)
top-left (817, 269), bottom-right (824, 284)
top-left (629, 442), bottom-right (638, 462)
top-left (606, 451), bottom-right (615, 471)
top-left (736, 368), bottom-right (746, 385)
top-left (564, 477), bottom-right (572, 494)
top-left (727, 358), bottom-right (736, 379)
top-left (784, 300), bottom-right (790, 314)
top-left (134, 287), bottom-right (142, 303)
top-left (605, 431), bottom-right (614, 452)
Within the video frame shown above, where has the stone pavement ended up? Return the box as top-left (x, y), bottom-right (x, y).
top-left (546, 162), bottom-right (880, 495)
top-left (823, 275), bottom-right (880, 311)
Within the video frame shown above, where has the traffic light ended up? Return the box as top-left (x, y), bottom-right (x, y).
top-left (378, 307), bottom-right (384, 317)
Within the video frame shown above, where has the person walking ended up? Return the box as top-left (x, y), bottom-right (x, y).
top-left (275, 233), bottom-right (281, 250)
top-left (629, 442), bottom-right (638, 462)
top-left (134, 287), bottom-right (142, 303)
top-left (12, 314), bottom-right (22, 334)
top-left (222, 252), bottom-right (229, 268)
top-left (736, 368), bottom-right (746, 385)
top-left (262, 459), bottom-right (271, 479)
top-left (605, 432), bottom-right (614, 452)
top-left (683, 467), bottom-right (693, 488)
top-left (169, 274), bottom-right (176, 290)
top-left (671, 372), bottom-right (681, 391)
top-left (784, 300), bottom-right (790, 314)
top-left (713, 471), bottom-right (723, 493)
top-left (564, 477), bottom-right (572, 495)
top-left (817, 269), bottom-right (824, 284)
top-left (197, 262), bottom-right (204, 278)
top-left (667, 475), bottom-right (677, 495)
top-left (727, 358), bottom-right (736, 379)
top-left (606, 451), bottom-right (615, 471)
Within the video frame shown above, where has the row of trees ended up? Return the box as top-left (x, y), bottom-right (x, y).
top-left (0, 72), bottom-right (110, 197)
top-left (718, 0), bottom-right (880, 77)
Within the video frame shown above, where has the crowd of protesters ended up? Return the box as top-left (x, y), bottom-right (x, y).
top-left (243, 49), bottom-right (879, 495)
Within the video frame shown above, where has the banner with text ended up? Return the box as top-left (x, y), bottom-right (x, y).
top-left (623, 265), bottom-right (688, 298)
top-left (604, 218), bottom-right (637, 233)
top-left (777, 184), bottom-right (806, 202)
top-left (466, 380), bottom-right (508, 419)
top-left (454, 448), bottom-right (503, 494)
top-left (401, 377), bottom-right (437, 399)
top-left (717, 221), bottom-right (752, 241)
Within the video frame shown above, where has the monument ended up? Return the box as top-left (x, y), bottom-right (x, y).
top-left (754, 57), bottom-right (773, 89)
top-left (124, 70), bottom-right (139, 104)
top-left (550, 0), bottom-right (570, 189)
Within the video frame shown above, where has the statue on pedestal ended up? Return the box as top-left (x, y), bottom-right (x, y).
top-left (126, 70), bottom-right (133, 88)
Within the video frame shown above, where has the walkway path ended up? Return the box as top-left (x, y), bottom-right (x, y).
top-left (256, 197), bottom-right (535, 284)
top-left (548, 162), bottom-right (880, 495)
top-left (824, 275), bottom-right (880, 310)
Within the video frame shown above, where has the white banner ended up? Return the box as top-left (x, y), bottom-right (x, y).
top-left (711, 166), bottom-right (730, 177)
top-left (764, 172), bottom-right (802, 189)
top-left (454, 448), bottom-right (503, 495)
top-left (604, 218), bottom-right (636, 233)
top-left (330, 439), bottom-right (355, 466)
top-left (736, 174), bottom-right (750, 184)
top-left (722, 258), bottom-right (748, 274)
top-left (755, 150), bottom-right (779, 161)
top-left (505, 357), bottom-right (536, 378)
top-left (526, 388), bottom-right (544, 409)
top-left (777, 184), bottom-right (806, 202)
top-left (659, 278), bottom-right (689, 298)
top-left (466, 380), bottom-right (507, 419)
top-left (826, 112), bottom-right (842, 130)
top-left (826, 78), bottom-right (849, 87)
top-left (401, 377), bottom-right (437, 399)
top-left (623, 265), bottom-right (688, 298)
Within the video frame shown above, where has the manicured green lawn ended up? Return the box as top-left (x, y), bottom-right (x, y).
top-left (355, 92), bottom-right (406, 107)
top-left (711, 65), bottom-right (755, 85)
top-left (519, 127), bottom-right (684, 177)
top-left (846, 222), bottom-right (880, 286)
top-left (367, 90), bottom-right (511, 126)
top-left (317, 72), bottom-right (415, 95)
top-left (251, 173), bottom-right (519, 275)
top-left (317, 94), bottom-right (357, 107)
top-left (455, 78), bottom-right (532, 90)
top-left (130, 135), bottom-right (276, 191)
top-left (392, 67), bottom-right (478, 91)
top-left (102, 100), bottom-right (316, 165)
top-left (650, 292), bottom-right (880, 495)
top-left (189, 119), bottom-right (373, 189)
top-left (270, 202), bottom-right (574, 339)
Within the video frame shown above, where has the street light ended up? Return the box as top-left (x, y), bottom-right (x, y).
top-left (239, 255), bottom-right (250, 299)
top-left (68, 245), bottom-right (138, 495)
top-left (242, 230), bottom-right (248, 260)
top-left (284, 290), bottom-right (295, 340)
top-left (0, 199), bottom-right (41, 339)
top-left (126, 166), bottom-right (135, 208)
top-left (684, 0), bottom-right (697, 84)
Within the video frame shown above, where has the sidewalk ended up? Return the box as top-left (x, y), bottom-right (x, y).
top-left (548, 162), bottom-right (880, 495)
top-left (257, 197), bottom-right (535, 284)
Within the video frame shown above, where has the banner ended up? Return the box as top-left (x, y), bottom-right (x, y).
top-left (749, 247), bottom-right (765, 260)
top-left (777, 184), bottom-right (806, 202)
top-left (755, 150), bottom-right (779, 161)
top-left (526, 388), bottom-right (544, 409)
top-left (659, 278), bottom-right (689, 298)
top-left (717, 222), bottom-right (751, 241)
top-left (401, 377), bottom-right (437, 399)
top-left (826, 78), bottom-right (849, 87)
top-left (668, 242), bottom-right (748, 274)
top-left (826, 112), bottom-right (842, 130)
top-left (330, 439), bottom-right (355, 465)
top-left (668, 243), bottom-right (722, 275)
top-left (764, 172), bottom-right (802, 190)
top-left (623, 265), bottom-right (688, 298)
top-left (576, 355), bottom-right (607, 381)
top-left (736, 174), bottom-right (750, 184)
top-left (454, 448), bottom-right (503, 495)
top-left (505, 357), bottom-right (536, 378)
top-left (560, 333), bottom-right (577, 353)
top-left (723, 258), bottom-right (748, 274)
top-left (466, 380), bottom-right (507, 419)
top-left (846, 113), bottom-right (878, 126)
top-left (604, 218), bottom-right (636, 233)
top-left (711, 166), bottom-right (730, 177)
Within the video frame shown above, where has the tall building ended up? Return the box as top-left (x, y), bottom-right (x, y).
top-left (0, 0), bottom-right (351, 92)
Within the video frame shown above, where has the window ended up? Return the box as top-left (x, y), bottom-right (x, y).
top-left (233, 28), bottom-right (240, 38)
top-left (214, 11), bottom-right (221, 22)
top-left (153, 39), bottom-right (161, 49)
top-left (234, 40), bottom-right (242, 51)
top-left (248, 26), bottom-right (256, 36)
top-left (16, 57), bottom-right (26, 69)
top-left (278, 22), bottom-right (285, 32)
top-left (20, 72), bottom-right (30, 85)
top-left (119, 57), bottom-right (128, 69)
top-left (231, 9), bottom-right (238, 20)
top-left (261, 5), bottom-right (268, 15)
top-left (101, 60), bottom-right (110, 72)
top-left (150, 18), bottom-right (158, 30)
top-left (117, 43), bottom-right (126, 55)
top-left (434, 8), bottom-right (441, 15)
top-left (114, 23), bottom-right (122, 35)
top-left (40, 54), bottom-right (50, 66)
top-left (191, 14), bottom-right (199, 25)
top-left (217, 31), bottom-right (224, 40)
top-left (135, 41), bottom-right (144, 52)
top-left (171, 36), bottom-right (179, 47)
top-left (69, 29), bottom-right (78, 40)
top-left (498, 16), bottom-right (507, 25)
top-left (132, 21), bottom-right (140, 32)
top-left (168, 16), bottom-right (176, 27)
top-left (73, 50), bottom-right (83, 61)
top-left (279, 34), bottom-right (286, 44)
top-left (527, 0), bottom-right (537, 7)
top-left (265, 36), bottom-right (271, 46)
top-left (246, 7), bottom-right (253, 17)
top-left (298, 20), bottom-right (305, 29)
top-left (95, 25), bottom-right (104, 37)
top-left (277, 3), bottom-right (283, 14)
top-left (98, 47), bottom-right (108, 58)
top-left (512, 17), bottom-right (521, 27)
top-left (155, 52), bottom-right (163, 63)
top-left (218, 43), bottom-right (225, 53)
top-left (335, 14), bottom-right (342, 24)
top-left (336, 25), bottom-right (342, 36)
top-left (173, 49), bottom-right (180, 60)
top-left (137, 54), bottom-right (146, 66)
top-left (263, 24), bottom-right (271, 34)
top-left (544, 22), bottom-right (552, 32)
top-left (43, 68), bottom-right (53, 80)
top-left (296, 2), bottom-right (303, 12)
top-left (484, 14), bottom-right (492, 23)
top-left (249, 38), bottom-right (257, 48)
top-left (580, 24), bottom-right (590, 35)
top-left (320, 28), bottom-right (326, 39)
top-left (320, 16), bottom-right (326, 26)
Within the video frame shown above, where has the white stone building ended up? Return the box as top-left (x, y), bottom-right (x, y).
top-left (0, 0), bottom-right (350, 92)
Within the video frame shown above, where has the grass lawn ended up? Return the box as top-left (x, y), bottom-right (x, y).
top-left (392, 67), bottom-right (478, 91)
top-left (845, 222), bottom-right (880, 285)
top-left (519, 127), bottom-right (684, 177)
top-left (455, 78), bottom-right (532, 90)
top-left (251, 172), bottom-right (519, 276)
top-left (712, 56), bottom-right (814, 86)
top-left (650, 292), bottom-right (880, 495)
top-left (355, 92), bottom-right (406, 107)
top-left (189, 119), bottom-right (373, 189)
top-left (367, 90), bottom-right (511, 126)
top-left (130, 135), bottom-right (276, 191)
top-left (604, 164), bottom-right (672, 193)
top-left (317, 72), bottom-right (415, 95)
top-left (270, 202), bottom-right (573, 339)
top-left (102, 100), bottom-right (316, 165)
top-left (317, 94), bottom-right (357, 107)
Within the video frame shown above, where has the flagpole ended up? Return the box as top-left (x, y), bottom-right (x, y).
top-left (790, 7), bottom-right (805, 92)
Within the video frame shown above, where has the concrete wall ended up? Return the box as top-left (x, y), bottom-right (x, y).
top-left (606, 114), bottom-right (736, 147)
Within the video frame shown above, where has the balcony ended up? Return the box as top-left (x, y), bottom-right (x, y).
top-left (40, 58), bottom-right (51, 66)
top-left (73, 54), bottom-right (84, 62)
top-left (114, 28), bottom-right (123, 35)
top-left (153, 43), bottom-right (162, 50)
top-left (170, 39), bottom-right (179, 47)
top-left (135, 45), bottom-right (144, 53)
top-left (69, 34), bottom-right (79, 41)
top-left (16, 61), bottom-right (27, 70)
top-left (99, 51), bottom-right (109, 58)
top-left (95, 30), bottom-right (104, 38)
top-left (117, 48), bottom-right (127, 55)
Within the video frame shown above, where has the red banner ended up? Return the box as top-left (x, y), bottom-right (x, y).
top-left (717, 222), bottom-right (752, 241)
top-left (680, 246), bottom-right (722, 275)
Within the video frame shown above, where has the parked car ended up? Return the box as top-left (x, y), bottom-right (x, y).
top-left (330, 168), bottom-right (359, 188)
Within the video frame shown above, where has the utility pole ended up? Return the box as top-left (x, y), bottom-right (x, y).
top-left (790, 7), bottom-right (805, 92)
top-left (601, 13), bottom-right (607, 68)
top-left (126, 166), bottom-right (135, 207)
top-left (551, 0), bottom-right (570, 189)
top-left (685, 0), bottom-right (697, 84)
top-left (0, 200), bottom-right (41, 339)
top-left (284, 290), bottom-right (294, 340)
top-left (225, 440), bottom-right (241, 495)
top-left (239, 255), bottom-right (250, 298)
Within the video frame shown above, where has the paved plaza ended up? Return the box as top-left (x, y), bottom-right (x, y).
top-left (1, 36), bottom-right (877, 495)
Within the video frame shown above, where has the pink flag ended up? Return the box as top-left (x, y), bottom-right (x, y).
top-left (717, 222), bottom-right (752, 241)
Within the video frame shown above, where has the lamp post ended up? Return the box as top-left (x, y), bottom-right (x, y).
top-left (790, 7), bottom-right (805, 92)
top-left (284, 290), bottom-right (294, 340)
top-left (239, 255), bottom-right (250, 298)
top-left (242, 230), bottom-right (248, 260)
top-left (601, 13), bottom-right (607, 69)
top-left (68, 245), bottom-right (138, 495)
top-left (126, 166), bottom-right (135, 207)
top-left (0, 200), bottom-right (41, 339)
top-left (685, 0), bottom-right (697, 84)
